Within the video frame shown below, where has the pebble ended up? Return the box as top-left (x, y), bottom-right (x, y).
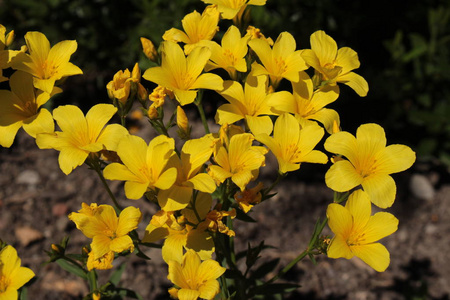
top-left (15, 226), bottom-right (44, 246)
top-left (409, 174), bottom-right (435, 201)
top-left (16, 170), bottom-right (40, 186)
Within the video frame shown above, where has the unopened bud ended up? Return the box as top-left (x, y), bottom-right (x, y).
top-left (137, 83), bottom-right (148, 103)
top-left (176, 106), bottom-right (189, 132)
top-left (5, 30), bottom-right (14, 47)
top-left (82, 246), bottom-right (90, 255)
top-left (141, 37), bottom-right (158, 62)
top-left (51, 244), bottom-right (60, 253)
top-left (131, 62), bottom-right (140, 83)
top-left (147, 105), bottom-right (158, 120)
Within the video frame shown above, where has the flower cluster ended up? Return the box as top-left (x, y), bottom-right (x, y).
top-left (0, 1), bottom-right (416, 299)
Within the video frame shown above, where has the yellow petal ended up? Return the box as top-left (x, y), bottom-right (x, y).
top-left (91, 235), bottom-right (112, 259)
top-left (0, 121), bottom-right (22, 148)
top-left (186, 229), bottom-right (215, 260)
top-left (142, 66), bottom-right (175, 89)
top-left (310, 30), bottom-right (337, 67)
top-left (308, 108), bottom-right (340, 134)
top-left (33, 77), bottom-right (56, 94)
top-left (186, 46), bottom-right (211, 79)
top-left (324, 131), bottom-right (358, 164)
top-left (163, 233), bottom-right (187, 264)
top-left (246, 115), bottom-right (273, 136)
top-left (363, 212), bottom-right (398, 244)
top-left (163, 28), bottom-right (190, 44)
top-left (110, 235), bottom-right (134, 253)
top-left (96, 124), bottom-right (129, 152)
top-left (58, 147), bottom-right (89, 175)
top-left (351, 243), bottom-right (390, 272)
top-left (327, 235), bottom-right (353, 259)
top-left (326, 203), bottom-right (353, 237)
top-left (190, 73), bottom-right (224, 90)
top-left (85, 104), bottom-right (117, 142)
top-left (161, 41), bottom-right (187, 80)
top-left (337, 71), bottom-right (369, 97)
top-left (24, 31), bottom-right (50, 66)
top-left (375, 144), bottom-right (416, 174)
top-left (22, 108), bottom-right (54, 138)
top-left (178, 289), bottom-right (201, 300)
top-left (0, 246), bottom-right (21, 277)
top-left (47, 40), bottom-right (78, 70)
top-left (174, 89), bottom-right (198, 106)
top-left (158, 185), bottom-right (193, 211)
top-left (325, 160), bottom-right (363, 192)
top-left (116, 206), bottom-right (142, 236)
top-left (362, 173), bottom-right (396, 208)
top-left (336, 47), bottom-right (360, 73)
top-left (344, 190), bottom-right (371, 232)
top-left (10, 266), bottom-right (35, 290)
top-left (187, 173), bottom-right (216, 193)
top-left (124, 181), bottom-right (149, 200)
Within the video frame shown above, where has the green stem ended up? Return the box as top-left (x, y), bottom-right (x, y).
top-left (265, 249), bottom-right (310, 286)
top-left (263, 172), bottom-right (286, 198)
top-left (194, 91), bottom-right (210, 134)
top-left (87, 269), bottom-right (98, 293)
top-left (87, 156), bottom-right (122, 212)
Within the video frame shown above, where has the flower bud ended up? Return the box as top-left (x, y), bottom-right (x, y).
top-left (5, 30), bottom-right (15, 47)
top-left (141, 37), bottom-right (158, 62)
top-left (176, 106), bottom-right (190, 140)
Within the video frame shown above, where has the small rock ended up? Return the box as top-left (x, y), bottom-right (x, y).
top-left (52, 203), bottom-right (69, 217)
top-left (15, 226), bottom-right (44, 246)
top-left (16, 170), bottom-right (40, 185)
top-left (409, 174), bottom-right (435, 201)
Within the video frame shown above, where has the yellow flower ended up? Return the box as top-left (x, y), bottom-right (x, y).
top-left (10, 31), bottom-right (83, 93)
top-left (69, 204), bottom-right (142, 259)
top-left (327, 190), bottom-right (398, 272)
top-left (205, 25), bottom-right (250, 79)
top-left (36, 104), bottom-right (128, 175)
top-left (0, 245), bottom-right (35, 299)
top-left (0, 71), bottom-right (58, 147)
top-left (245, 26), bottom-right (273, 46)
top-left (324, 123), bottom-right (416, 208)
top-left (215, 74), bottom-right (277, 136)
top-left (301, 30), bottom-right (369, 97)
top-left (0, 24), bottom-right (18, 82)
top-left (202, 0), bottom-right (266, 20)
top-left (234, 182), bottom-right (263, 213)
top-left (140, 37), bottom-right (158, 62)
top-left (167, 250), bottom-right (226, 300)
top-left (255, 113), bottom-right (328, 174)
top-left (208, 133), bottom-right (267, 191)
top-left (158, 135), bottom-right (216, 211)
top-left (86, 250), bottom-right (114, 271)
top-left (142, 193), bottom-right (215, 264)
top-left (103, 135), bottom-right (177, 200)
top-left (198, 208), bottom-right (236, 237)
top-left (106, 63), bottom-right (140, 104)
top-left (267, 71), bottom-right (340, 134)
top-left (248, 31), bottom-right (308, 88)
top-left (163, 6), bottom-right (220, 55)
top-left (143, 41), bottom-right (223, 106)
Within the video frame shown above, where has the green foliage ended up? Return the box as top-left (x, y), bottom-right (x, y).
top-left (383, 5), bottom-right (450, 167)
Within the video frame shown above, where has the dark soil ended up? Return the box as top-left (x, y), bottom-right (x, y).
top-left (1, 128), bottom-right (449, 300)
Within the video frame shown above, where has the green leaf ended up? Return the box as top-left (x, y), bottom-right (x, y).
top-left (234, 208), bottom-right (256, 223)
top-left (56, 259), bottom-right (87, 279)
top-left (116, 288), bottom-right (144, 300)
top-left (251, 258), bottom-right (280, 280)
top-left (251, 283), bottom-right (300, 296)
top-left (109, 263), bottom-right (127, 286)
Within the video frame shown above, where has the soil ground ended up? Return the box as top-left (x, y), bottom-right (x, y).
top-left (1, 128), bottom-right (449, 300)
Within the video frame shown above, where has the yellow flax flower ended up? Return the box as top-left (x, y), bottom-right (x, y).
top-left (0, 245), bottom-right (35, 299)
top-left (167, 250), bottom-right (226, 300)
top-left (103, 135), bottom-right (177, 200)
top-left (202, 0), bottom-right (266, 20)
top-left (255, 113), bottom-right (328, 174)
top-left (267, 71), bottom-right (340, 134)
top-left (327, 190), bottom-right (398, 272)
top-left (208, 133), bottom-right (267, 191)
top-left (142, 193), bottom-right (215, 264)
top-left (205, 25), bottom-right (250, 79)
top-left (140, 37), bottom-right (158, 62)
top-left (301, 30), bottom-right (369, 97)
top-left (143, 41), bottom-right (223, 106)
top-left (325, 123), bottom-right (416, 208)
top-left (69, 204), bottom-right (142, 260)
top-left (158, 135), bottom-right (216, 211)
top-left (10, 31), bottom-right (83, 93)
top-left (245, 26), bottom-right (273, 46)
top-left (35, 104), bottom-right (128, 175)
top-left (215, 74), bottom-right (277, 136)
top-left (234, 182), bottom-right (263, 213)
top-left (163, 6), bottom-right (220, 55)
top-left (106, 63), bottom-right (141, 104)
top-left (0, 71), bottom-right (58, 147)
top-left (248, 31), bottom-right (308, 88)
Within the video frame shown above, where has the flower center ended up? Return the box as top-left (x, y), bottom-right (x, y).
top-left (274, 57), bottom-right (287, 76)
top-left (0, 275), bottom-right (10, 293)
top-left (41, 60), bottom-right (58, 79)
top-left (223, 49), bottom-right (237, 66)
top-left (347, 231), bottom-right (367, 246)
